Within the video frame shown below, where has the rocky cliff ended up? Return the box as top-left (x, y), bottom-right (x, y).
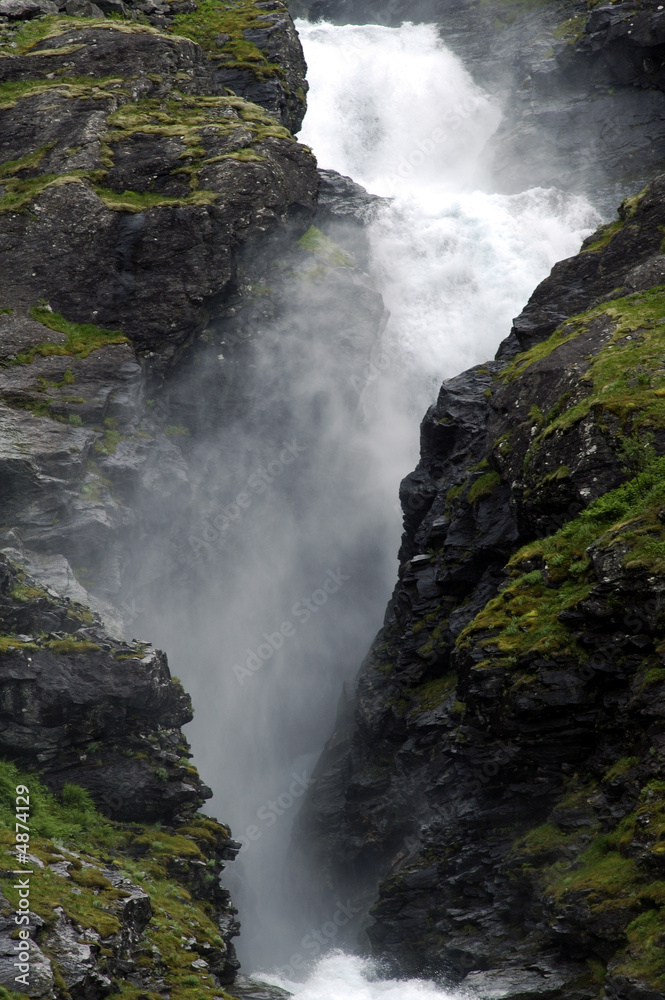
top-left (298, 174), bottom-right (665, 998)
top-left (4, 0), bottom-right (665, 994)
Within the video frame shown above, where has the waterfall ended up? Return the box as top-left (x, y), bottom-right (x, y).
top-left (137, 17), bottom-right (600, 994)
top-left (297, 20), bottom-right (599, 399)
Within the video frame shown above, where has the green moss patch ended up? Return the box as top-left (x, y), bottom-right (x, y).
top-left (95, 185), bottom-right (219, 211)
top-left (503, 287), bottom-right (665, 448)
top-left (298, 226), bottom-right (354, 267)
top-left (468, 470), bottom-right (501, 504)
top-left (506, 769), bottom-right (665, 992)
top-left (514, 822), bottom-right (575, 858)
top-left (0, 17), bottom-right (163, 57)
top-left (101, 93), bottom-right (284, 199)
top-left (0, 143), bottom-right (55, 183)
top-left (604, 756), bottom-right (640, 781)
top-left (457, 562), bottom-right (590, 668)
top-left (10, 306), bottom-right (127, 362)
top-left (170, 0), bottom-right (285, 80)
top-left (582, 219), bottom-right (624, 254)
top-left (408, 672), bottom-right (457, 712)
top-left (0, 75), bottom-right (125, 111)
top-left (459, 454), bottom-right (665, 668)
top-left (617, 909), bottom-right (665, 988)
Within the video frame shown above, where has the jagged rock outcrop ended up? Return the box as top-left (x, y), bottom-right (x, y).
top-left (296, 176), bottom-right (665, 998)
top-left (0, 553), bottom-right (211, 822)
top-left (0, 19), bottom-right (316, 371)
top-left (0, 550), bottom-right (245, 992)
top-left (0, 791), bottom-right (244, 996)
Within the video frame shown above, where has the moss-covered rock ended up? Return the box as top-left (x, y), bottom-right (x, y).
top-left (0, 762), bottom-right (241, 997)
top-left (0, 1), bottom-right (317, 372)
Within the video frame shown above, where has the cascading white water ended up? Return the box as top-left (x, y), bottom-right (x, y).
top-left (140, 18), bottom-right (602, 998)
top-left (297, 21), bottom-right (599, 397)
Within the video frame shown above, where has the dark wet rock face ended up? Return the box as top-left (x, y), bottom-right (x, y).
top-left (0, 551), bottom-right (244, 992)
top-left (296, 176), bottom-right (665, 999)
top-left (0, 553), bottom-right (204, 820)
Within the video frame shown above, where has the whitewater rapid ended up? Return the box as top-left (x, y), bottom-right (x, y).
top-left (263, 953), bottom-right (462, 998)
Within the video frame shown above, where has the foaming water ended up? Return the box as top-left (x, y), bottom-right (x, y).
top-left (297, 20), bottom-right (600, 394)
top-left (296, 22), bottom-right (499, 193)
top-left (261, 953), bottom-right (460, 999)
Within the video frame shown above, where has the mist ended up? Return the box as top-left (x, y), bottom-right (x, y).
top-left (128, 17), bottom-right (600, 981)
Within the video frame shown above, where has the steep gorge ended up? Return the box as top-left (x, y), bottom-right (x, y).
top-left (2, 0), bottom-right (665, 997)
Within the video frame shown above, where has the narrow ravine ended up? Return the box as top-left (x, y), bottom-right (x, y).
top-left (140, 17), bottom-right (600, 991)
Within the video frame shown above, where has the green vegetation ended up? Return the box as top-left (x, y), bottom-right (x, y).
top-left (604, 756), bottom-right (639, 781)
top-left (0, 635), bottom-right (39, 654)
top-left (170, 0), bottom-right (285, 80)
top-left (552, 13), bottom-right (585, 43)
top-left (100, 93), bottom-right (286, 202)
top-left (408, 672), bottom-right (457, 712)
top-left (500, 312), bottom-right (590, 384)
top-left (0, 80), bottom-right (286, 216)
top-left (10, 306), bottom-right (127, 363)
top-left (0, 16), bottom-right (164, 58)
top-left (459, 452), bottom-right (665, 667)
top-left (0, 75), bottom-right (126, 112)
top-left (95, 185), bottom-right (219, 212)
top-left (498, 288), bottom-right (665, 501)
top-left (582, 218), bottom-right (623, 254)
top-left (44, 637), bottom-right (102, 654)
top-left (0, 143), bottom-right (55, 186)
top-left (94, 427), bottom-right (122, 455)
top-left (505, 767), bottom-right (665, 992)
top-left (10, 582), bottom-right (51, 604)
top-left (0, 171), bottom-right (80, 215)
top-left (514, 822), bottom-right (574, 858)
top-left (546, 834), bottom-right (646, 903)
top-left (468, 470), bottom-right (501, 504)
top-left (0, 634), bottom-right (101, 654)
top-left (0, 761), bottom-right (238, 1000)
top-left (617, 908), bottom-right (665, 988)
top-left (298, 226), bottom-right (355, 267)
